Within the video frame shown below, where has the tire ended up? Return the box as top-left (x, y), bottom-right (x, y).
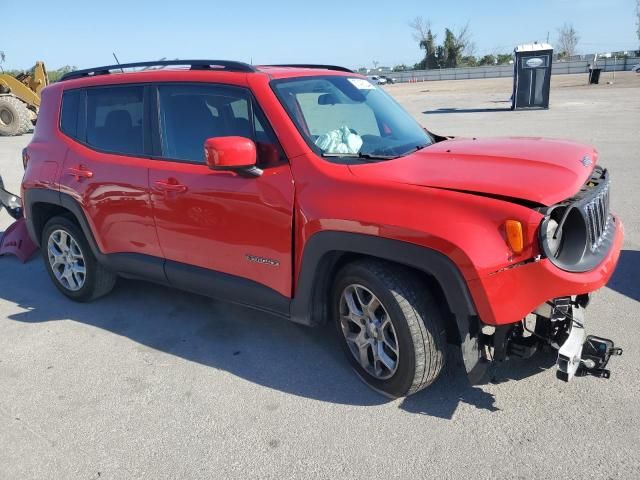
top-left (41, 216), bottom-right (117, 302)
top-left (19, 107), bottom-right (35, 134)
top-left (0, 95), bottom-right (31, 136)
top-left (333, 260), bottom-right (446, 398)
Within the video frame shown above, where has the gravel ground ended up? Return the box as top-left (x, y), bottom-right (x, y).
top-left (0, 72), bottom-right (639, 479)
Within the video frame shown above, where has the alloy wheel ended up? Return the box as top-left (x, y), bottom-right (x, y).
top-left (47, 229), bottom-right (86, 291)
top-left (339, 284), bottom-right (400, 379)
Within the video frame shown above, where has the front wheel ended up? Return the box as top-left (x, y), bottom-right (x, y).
top-left (42, 216), bottom-right (116, 302)
top-left (333, 260), bottom-right (446, 398)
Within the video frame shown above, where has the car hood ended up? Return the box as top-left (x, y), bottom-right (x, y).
top-left (349, 137), bottom-right (597, 206)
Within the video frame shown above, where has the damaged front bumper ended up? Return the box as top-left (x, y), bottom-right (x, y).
top-left (483, 296), bottom-right (623, 382)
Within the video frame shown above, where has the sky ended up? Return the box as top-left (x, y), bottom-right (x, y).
top-left (1, 0), bottom-right (638, 71)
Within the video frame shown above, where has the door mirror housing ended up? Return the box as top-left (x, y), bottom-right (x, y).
top-left (204, 136), bottom-right (262, 177)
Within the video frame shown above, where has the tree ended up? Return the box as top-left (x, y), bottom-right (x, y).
top-left (478, 54), bottom-right (496, 66)
top-left (557, 22), bottom-right (580, 58)
top-left (423, 30), bottom-right (439, 69)
top-left (460, 55), bottom-right (477, 67)
top-left (392, 64), bottom-right (408, 72)
top-left (409, 19), bottom-right (474, 69)
top-left (410, 17), bottom-right (438, 69)
top-left (443, 28), bottom-right (463, 67)
top-left (408, 16), bottom-right (431, 44)
top-left (0, 51), bottom-right (5, 63)
top-left (48, 66), bottom-right (78, 82)
top-left (456, 22), bottom-right (474, 57)
top-left (496, 53), bottom-right (513, 65)
top-left (436, 45), bottom-right (445, 67)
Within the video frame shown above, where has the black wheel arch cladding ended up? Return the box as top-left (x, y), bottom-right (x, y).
top-left (23, 189), bottom-right (485, 379)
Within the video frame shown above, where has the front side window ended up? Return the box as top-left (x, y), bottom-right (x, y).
top-left (85, 86), bottom-right (144, 155)
top-left (157, 84), bottom-right (283, 165)
top-left (273, 76), bottom-right (432, 160)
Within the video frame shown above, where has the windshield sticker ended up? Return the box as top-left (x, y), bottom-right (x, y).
top-left (348, 78), bottom-right (375, 90)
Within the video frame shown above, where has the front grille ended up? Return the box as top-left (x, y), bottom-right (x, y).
top-left (539, 165), bottom-right (615, 273)
top-left (583, 180), bottom-right (611, 252)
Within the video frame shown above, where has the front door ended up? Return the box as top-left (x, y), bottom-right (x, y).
top-left (147, 83), bottom-right (295, 301)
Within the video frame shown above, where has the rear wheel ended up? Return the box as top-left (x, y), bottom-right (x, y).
top-left (0, 96), bottom-right (30, 136)
top-left (42, 216), bottom-right (116, 302)
top-left (333, 260), bottom-right (446, 398)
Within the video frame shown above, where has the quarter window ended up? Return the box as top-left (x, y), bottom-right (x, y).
top-left (85, 86), bottom-right (144, 156)
top-left (60, 89), bottom-right (82, 139)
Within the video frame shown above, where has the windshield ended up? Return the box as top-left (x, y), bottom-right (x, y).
top-left (272, 76), bottom-right (432, 159)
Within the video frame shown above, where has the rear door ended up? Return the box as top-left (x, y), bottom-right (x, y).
top-left (147, 83), bottom-right (295, 300)
top-left (59, 84), bottom-right (164, 279)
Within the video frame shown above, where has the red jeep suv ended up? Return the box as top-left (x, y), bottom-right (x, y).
top-left (20, 60), bottom-right (623, 397)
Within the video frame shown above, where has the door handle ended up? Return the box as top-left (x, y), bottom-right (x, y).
top-left (66, 166), bottom-right (94, 179)
top-left (154, 180), bottom-right (188, 193)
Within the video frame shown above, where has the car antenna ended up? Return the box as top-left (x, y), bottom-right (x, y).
top-left (112, 52), bottom-right (125, 73)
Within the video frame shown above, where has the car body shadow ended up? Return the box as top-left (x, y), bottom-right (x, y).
top-left (0, 253), bottom-right (556, 419)
top-left (423, 107), bottom-right (513, 115)
top-left (607, 249), bottom-right (640, 302)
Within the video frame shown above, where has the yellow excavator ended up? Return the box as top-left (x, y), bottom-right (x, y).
top-left (0, 61), bottom-right (48, 136)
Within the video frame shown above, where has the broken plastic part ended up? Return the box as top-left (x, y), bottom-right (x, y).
top-left (556, 307), bottom-right (586, 381)
top-left (0, 218), bottom-right (38, 262)
top-left (0, 176), bottom-right (23, 220)
top-left (576, 335), bottom-right (623, 379)
top-left (1, 175), bottom-right (37, 262)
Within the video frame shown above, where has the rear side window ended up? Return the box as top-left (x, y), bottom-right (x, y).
top-left (60, 90), bottom-right (82, 138)
top-left (85, 86), bottom-right (144, 156)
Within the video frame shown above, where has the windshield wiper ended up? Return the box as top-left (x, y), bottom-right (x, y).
top-left (321, 152), bottom-right (398, 161)
top-left (401, 144), bottom-right (430, 156)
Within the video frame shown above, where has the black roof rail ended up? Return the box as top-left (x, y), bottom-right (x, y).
top-left (263, 64), bottom-right (354, 73)
top-left (59, 60), bottom-right (257, 81)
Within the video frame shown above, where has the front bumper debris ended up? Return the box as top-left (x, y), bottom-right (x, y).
top-left (556, 307), bottom-right (587, 380)
top-left (0, 175), bottom-right (23, 220)
top-left (0, 175), bottom-right (38, 262)
top-left (556, 305), bottom-right (623, 381)
top-left (483, 296), bottom-right (623, 384)
top-left (577, 336), bottom-right (623, 379)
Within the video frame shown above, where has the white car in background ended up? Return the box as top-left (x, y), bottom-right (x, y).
top-left (632, 64), bottom-right (640, 73)
top-left (367, 75), bottom-right (387, 85)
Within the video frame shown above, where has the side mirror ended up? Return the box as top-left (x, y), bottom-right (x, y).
top-left (204, 136), bottom-right (262, 177)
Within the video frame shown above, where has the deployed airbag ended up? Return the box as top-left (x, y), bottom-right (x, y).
top-left (315, 125), bottom-right (363, 154)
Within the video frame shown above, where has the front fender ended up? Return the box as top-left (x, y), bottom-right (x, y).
top-left (290, 231), bottom-right (488, 383)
